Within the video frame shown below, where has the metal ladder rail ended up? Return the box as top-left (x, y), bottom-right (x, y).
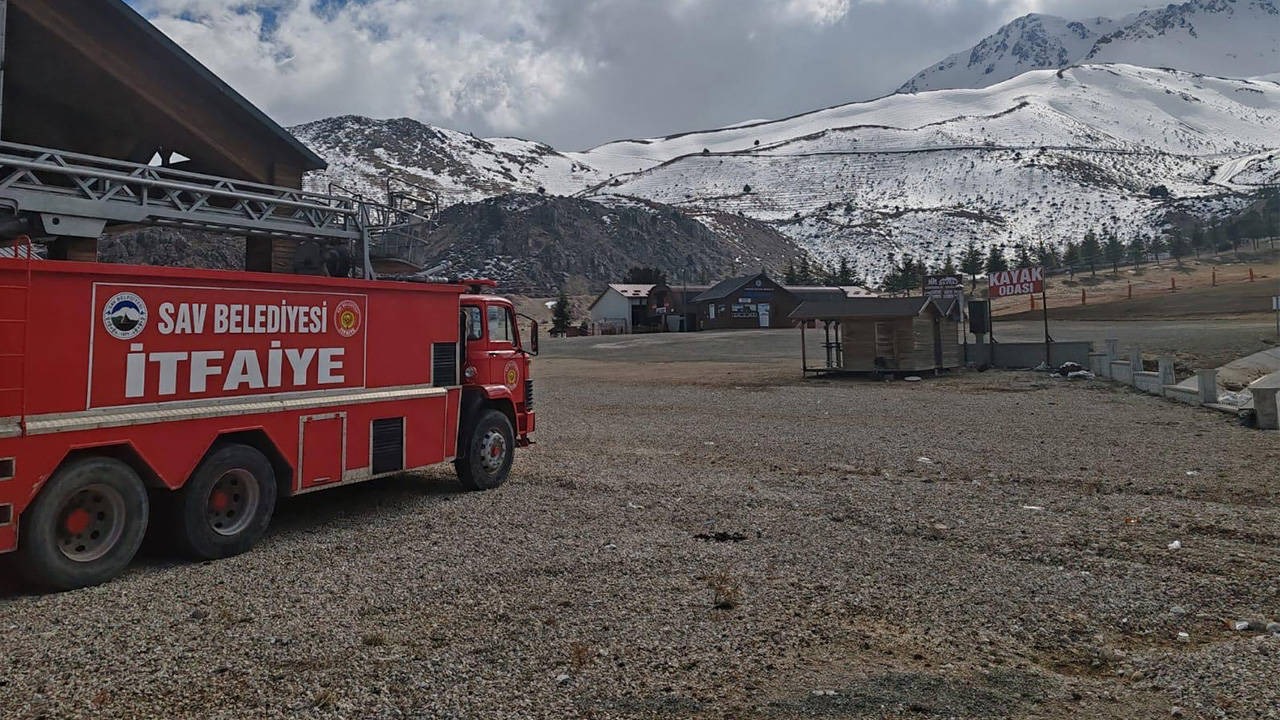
top-left (0, 142), bottom-right (365, 242)
top-left (0, 141), bottom-right (443, 274)
top-left (0, 236), bottom-right (33, 433)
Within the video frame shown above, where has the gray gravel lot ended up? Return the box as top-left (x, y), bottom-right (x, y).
top-left (2, 330), bottom-right (1279, 719)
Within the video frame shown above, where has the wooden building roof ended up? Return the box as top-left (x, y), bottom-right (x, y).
top-left (2, 0), bottom-right (326, 188)
top-left (789, 297), bottom-right (958, 321)
top-left (693, 273), bottom-right (767, 303)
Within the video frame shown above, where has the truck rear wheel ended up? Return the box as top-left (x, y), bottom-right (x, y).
top-left (174, 444), bottom-right (277, 560)
top-left (15, 457), bottom-right (150, 591)
top-left (455, 409), bottom-right (515, 491)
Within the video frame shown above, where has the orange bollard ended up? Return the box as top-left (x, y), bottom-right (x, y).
top-left (1030, 295), bottom-right (1036, 311)
top-left (1171, 277), bottom-right (1177, 292)
top-left (1250, 268), bottom-right (1255, 282)
top-left (1081, 289), bottom-right (1087, 305)
top-left (1128, 282), bottom-right (1133, 299)
top-left (1212, 268), bottom-right (1217, 287)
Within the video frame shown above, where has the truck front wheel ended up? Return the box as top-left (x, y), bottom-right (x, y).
top-left (15, 457), bottom-right (150, 591)
top-left (455, 409), bottom-right (515, 491)
top-left (174, 444), bottom-right (277, 560)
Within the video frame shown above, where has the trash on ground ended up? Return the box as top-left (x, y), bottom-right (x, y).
top-left (1056, 362), bottom-right (1084, 376)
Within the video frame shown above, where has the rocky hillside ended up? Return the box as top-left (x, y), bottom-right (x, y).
top-left (414, 193), bottom-right (801, 292)
top-left (901, 0), bottom-right (1280, 93)
top-left (99, 228), bottom-right (243, 270)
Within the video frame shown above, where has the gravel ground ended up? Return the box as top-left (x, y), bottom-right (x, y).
top-left (3, 332), bottom-right (1280, 719)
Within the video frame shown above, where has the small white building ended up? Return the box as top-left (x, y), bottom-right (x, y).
top-left (588, 284), bottom-right (654, 334)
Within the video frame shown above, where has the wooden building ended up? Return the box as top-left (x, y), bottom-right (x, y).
top-left (692, 273), bottom-right (852, 330)
top-left (1, 0), bottom-right (328, 267)
top-left (790, 297), bottom-right (963, 375)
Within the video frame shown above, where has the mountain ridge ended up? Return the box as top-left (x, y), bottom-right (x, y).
top-left (292, 64), bottom-right (1280, 281)
top-left (901, 0), bottom-right (1280, 94)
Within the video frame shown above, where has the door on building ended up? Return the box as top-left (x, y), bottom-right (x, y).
top-left (758, 303), bottom-right (771, 328)
top-left (932, 315), bottom-right (944, 369)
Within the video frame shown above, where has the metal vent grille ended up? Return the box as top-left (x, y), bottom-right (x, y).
top-left (525, 379), bottom-right (534, 411)
top-left (432, 343), bottom-right (458, 387)
top-left (371, 418), bottom-right (404, 476)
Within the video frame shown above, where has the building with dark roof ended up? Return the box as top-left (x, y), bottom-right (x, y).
top-left (790, 297), bottom-right (962, 375)
top-left (691, 272), bottom-right (872, 330)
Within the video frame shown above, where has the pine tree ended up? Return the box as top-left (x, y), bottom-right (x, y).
top-left (1168, 233), bottom-right (1188, 265)
top-left (1127, 236), bottom-right (1145, 267)
top-left (784, 259), bottom-right (798, 285)
top-left (941, 253), bottom-right (957, 276)
top-left (1034, 242), bottom-right (1060, 270)
top-left (796, 255), bottom-right (813, 285)
top-left (1104, 234), bottom-right (1124, 274)
top-left (1190, 226), bottom-right (1206, 259)
top-left (552, 288), bottom-right (572, 335)
top-left (960, 239), bottom-right (984, 290)
top-left (1081, 231), bottom-right (1101, 276)
top-left (984, 244), bottom-right (1008, 274)
top-left (1062, 241), bottom-right (1081, 272)
top-left (836, 256), bottom-right (854, 285)
top-left (1014, 243), bottom-right (1034, 269)
top-left (1148, 235), bottom-right (1167, 266)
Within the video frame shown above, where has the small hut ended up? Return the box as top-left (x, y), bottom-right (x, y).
top-left (790, 297), bottom-right (962, 376)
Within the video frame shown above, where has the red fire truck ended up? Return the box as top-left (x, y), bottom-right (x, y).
top-left (0, 249), bottom-right (537, 590)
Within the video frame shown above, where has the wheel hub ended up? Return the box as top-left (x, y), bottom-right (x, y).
top-left (479, 430), bottom-right (507, 473)
top-left (56, 484), bottom-right (127, 563)
top-left (206, 469), bottom-right (260, 537)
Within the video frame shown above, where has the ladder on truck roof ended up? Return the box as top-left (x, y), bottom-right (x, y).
top-left (0, 141), bottom-right (436, 275)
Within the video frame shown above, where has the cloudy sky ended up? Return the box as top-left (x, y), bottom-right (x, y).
top-left (130, 0), bottom-right (1163, 150)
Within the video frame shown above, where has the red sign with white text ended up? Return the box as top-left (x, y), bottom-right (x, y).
top-left (89, 283), bottom-right (367, 409)
top-left (988, 267), bottom-right (1044, 298)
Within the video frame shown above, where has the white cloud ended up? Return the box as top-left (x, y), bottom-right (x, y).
top-left (132, 0), bottom-right (1163, 149)
top-left (782, 0), bottom-right (852, 25)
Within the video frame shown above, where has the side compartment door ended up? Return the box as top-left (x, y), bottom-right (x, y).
top-left (298, 413), bottom-right (346, 491)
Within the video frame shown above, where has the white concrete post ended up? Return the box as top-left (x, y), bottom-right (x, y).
top-left (1105, 339), bottom-right (1119, 361)
top-left (1158, 357), bottom-right (1176, 387)
top-left (1130, 348), bottom-right (1143, 386)
top-left (1253, 388), bottom-right (1280, 430)
top-left (1197, 369), bottom-right (1218, 405)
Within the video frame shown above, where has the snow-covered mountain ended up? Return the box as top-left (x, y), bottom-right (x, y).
top-left (293, 116), bottom-right (603, 206)
top-left (294, 64), bottom-right (1280, 282)
top-left (578, 65), bottom-right (1280, 277)
top-left (901, 0), bottom-right (1280, 94)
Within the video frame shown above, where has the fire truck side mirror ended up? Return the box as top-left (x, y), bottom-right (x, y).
top-left (530, 320), bottom-right (540, 356)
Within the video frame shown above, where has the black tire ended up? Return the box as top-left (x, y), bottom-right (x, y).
top-left (455, 409), bottom-right (515, 491)
top-left (174, 444), bottom-right (277, 560)
top-left (15, 457), bottom-right (150, 592)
